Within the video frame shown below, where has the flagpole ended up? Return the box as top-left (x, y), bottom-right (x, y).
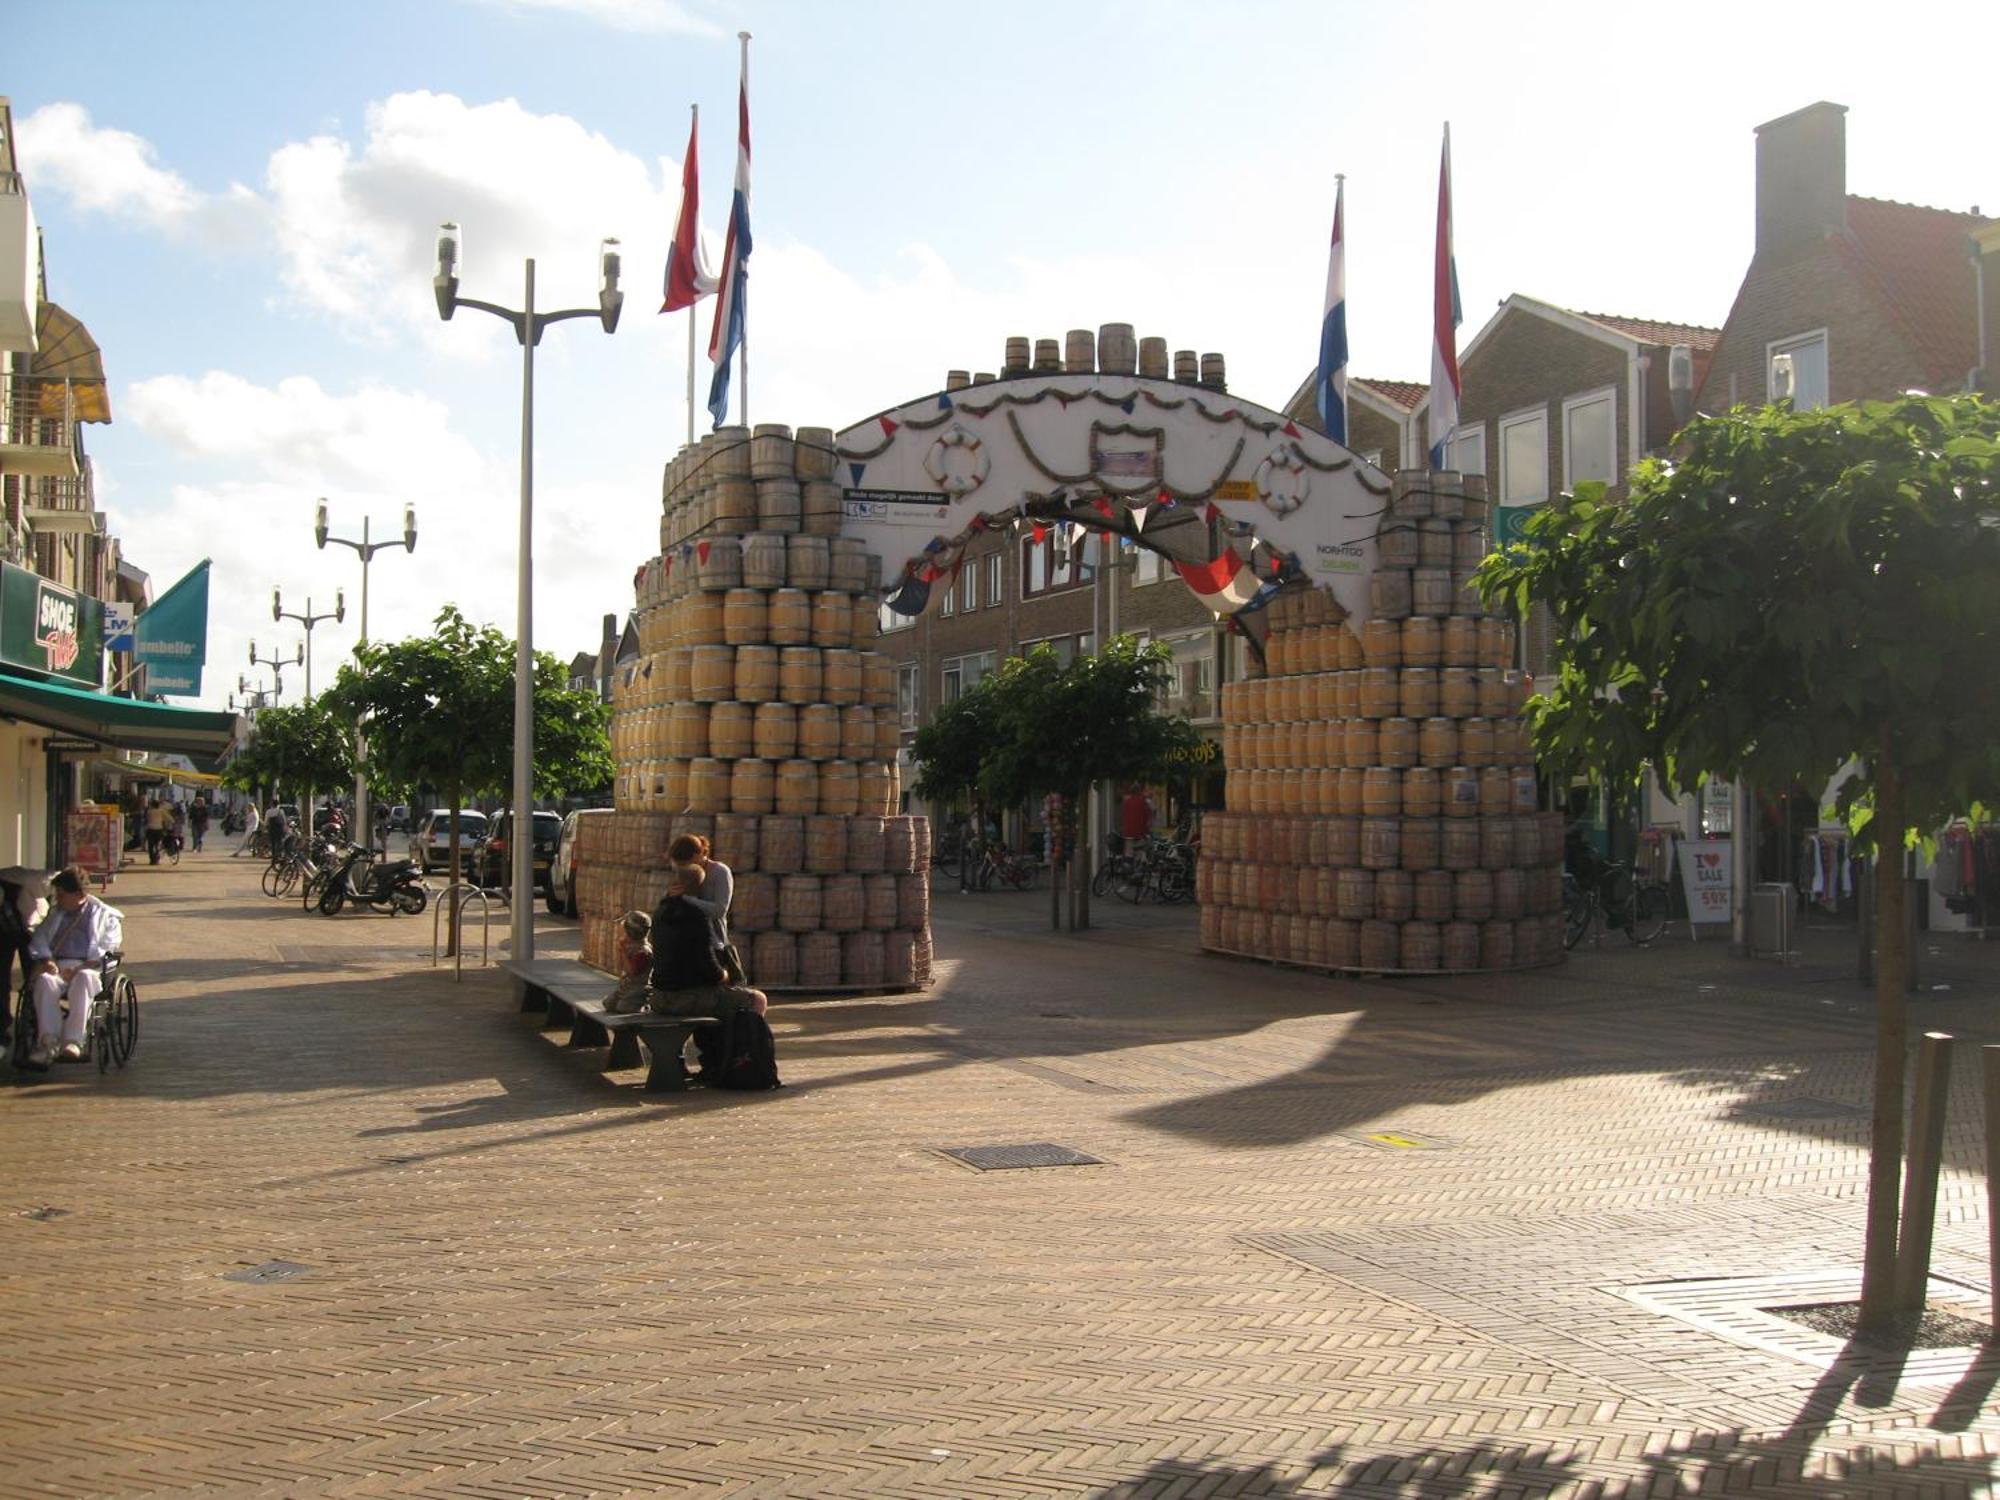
top-left (736, 30), bottom-right (750, 429)
top-left (687, 103), bottom-right (699, 447)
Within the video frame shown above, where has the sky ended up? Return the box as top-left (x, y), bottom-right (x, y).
top-left (7, 0), bottom-right (1997, 711)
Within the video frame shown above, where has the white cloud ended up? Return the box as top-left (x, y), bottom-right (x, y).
top-left (463, 0), bottom-right (726, 34)
top-left (17, 102), bottom-right (267, 247)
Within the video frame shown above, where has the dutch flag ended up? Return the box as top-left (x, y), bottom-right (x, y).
top-left (1429, 124), bottom-right (1463, 469)
top-left (1315, 178), bottom-right (1348, 446)
top-left (706, 37), bottom-right (752, 430)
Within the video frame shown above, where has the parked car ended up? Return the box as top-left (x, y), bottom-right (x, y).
top-left (473, 810), bottom-right (563, 897)
top-left (384, 803), bottom-right (412, 833)
top-left (549, 807), bottom-right (613, 917)
top-left (408, 807), bottom-right (488, 875)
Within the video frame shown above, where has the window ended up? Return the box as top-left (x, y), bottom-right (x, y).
top-left (940, 580), bottom-right (954, 617)
top-left (1562, 388), bottom-right (1617, 489)
top-left (1024, 536), bottom-right (1047, 593)
top-left (1498, 407), bottom-right (1549, 506)
top-left (959, 562), bottom-right (979, 613)
top-left (1768, 330), bottom-right (1829, 411)
top-left (941, 650), bottom-right (996, 702)
top-left (897, 662), bottom-right (920, 729)
top-left (1021, 532), bottom-right (1085, 596)
top-left (1160, 630), bottom-right (1216, 719)
top-left (1447, 426), bottom-right (1486, 477)
top-left (1134, 546), bottom-right (1165, 585)
top-left (985, 553), bottom-right (1003, 606)
top-left (877, 601), bottom-right (914, 633)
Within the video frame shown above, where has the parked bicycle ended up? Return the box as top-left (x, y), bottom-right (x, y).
top-left (1564, 861), bottom-right (1670, 948)
top-left (1092, 833), bottom-right (1195, 904)
top-left (967, 838), bottom-right (1039, 891)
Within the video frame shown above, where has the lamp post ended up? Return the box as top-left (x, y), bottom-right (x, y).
top-left (433, 220), bottom-right (623, 961)
top-left (247, 639), bottom-right (301, 702)
top-left (272, 588), bottom-right (345, 701)
top-left (318, 499), bottom-right (417, 846)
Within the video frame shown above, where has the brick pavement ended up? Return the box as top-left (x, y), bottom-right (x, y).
top-left (1, 851), bottom-right (1996, 1497)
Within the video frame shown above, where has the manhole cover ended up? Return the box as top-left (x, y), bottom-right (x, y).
top-left (1342, 1129), bottom-right (1452, 1151)
top-left (222, 1260), bottom-right (314, 1284)
top-left (936, 1143), bottom-right (1105, 1171)
top-left (1737, 1096), bottom-right (1868, 1120)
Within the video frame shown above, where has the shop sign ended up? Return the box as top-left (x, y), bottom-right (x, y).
top-left (1677, 838), bottom-right (1733, 925)
top-left (0, 561), bottom-right (103, 686)
top-left (1495, 504), bottom-right (1541, 546)
top-left (1212, 480), bottom-right (1258, 502)
top-left (843, 489), bottom-right (950, 524)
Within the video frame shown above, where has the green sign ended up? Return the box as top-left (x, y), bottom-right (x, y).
top-left (1495, 503), bottom-right (1542, 546)
top-left (0, 561), bottom-right (104, 686)
top-left (135, 559), bottom-right (211, 696)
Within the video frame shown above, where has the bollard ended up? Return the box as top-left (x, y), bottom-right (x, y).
top-left (1987, 1046), bottom-right (2000, 1332)
top-left (1892, 1031), bottom-right (1954, 1314)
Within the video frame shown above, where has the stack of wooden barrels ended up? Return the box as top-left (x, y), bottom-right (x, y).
top-left (585, 421), bottom-right (933, 992)
top-left (1199, 471), bottom-right (1567, 973)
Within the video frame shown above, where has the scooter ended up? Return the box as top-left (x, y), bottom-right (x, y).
top-left (318, 844), bottom-right (428, 915)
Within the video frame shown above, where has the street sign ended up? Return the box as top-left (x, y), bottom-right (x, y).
top-left (1495, 503), bottom-right (1541, 546)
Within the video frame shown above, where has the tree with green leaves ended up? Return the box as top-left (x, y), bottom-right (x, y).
top-left (1478, 393), bottom-right (2000, 1333)
top-left (220, 700), bottom-right (355, 810)
top-left (323, 606), bottom-right (613, 929)
top-left (912, 635), bottom-right (1200, 928)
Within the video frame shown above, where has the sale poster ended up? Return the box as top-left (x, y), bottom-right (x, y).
top-left (1677, 839), bottom-right (1733, 925)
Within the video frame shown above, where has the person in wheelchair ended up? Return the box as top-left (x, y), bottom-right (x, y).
top-left (21, 865), bottom-right (123, 1067)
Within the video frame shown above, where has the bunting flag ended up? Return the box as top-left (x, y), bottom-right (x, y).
top-left (662, 108), bottom-right (718, 313)
top-left (848, 462), bottom-right (866, 486)
top-left (937, 393), bottom-right (953, 411)
top-left (879, 416), bottom-right (900, 438)
top-left (697, 540), bottom-right (711, 565)
top-left (1315, 177), bottom-right (1348, 445)
top-left (1174, 547), bottom-right (1264, 615)
top-left (883, 572), bottom-right (932, 617)
top-left (705, 39), bottom-right (753, 429)
top-left (1031, 522), bottom-right (1048, 544)
top-left (1429, 124), bottom-right (1463, 468)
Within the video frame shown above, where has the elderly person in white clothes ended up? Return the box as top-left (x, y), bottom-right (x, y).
top-left (23, 865), bottom-right (123, 1066)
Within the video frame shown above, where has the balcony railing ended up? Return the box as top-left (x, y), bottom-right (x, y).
top-left (0, 379), bottom-right (78, 477)
top-left (22, 469), bottom-right (100, 534)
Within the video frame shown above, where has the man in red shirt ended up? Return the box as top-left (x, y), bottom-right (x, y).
top-left (1118, 785), bottom-right (1154, 845)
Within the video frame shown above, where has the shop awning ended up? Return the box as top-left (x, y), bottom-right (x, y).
top-left (0, 668), bottom-right (242, 757)
top-left (92, 757), bottom-right (226, 788)
top-left (30, 302), bottom-right (112, 423)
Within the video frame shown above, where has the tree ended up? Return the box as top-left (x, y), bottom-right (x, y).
top-left (1478, 393), bottom-right (2000, 1332)
top-left (323, 606), bottom-right (613, 930)
top-left (221, 701), bottom-right (354, 809)
top-left (912, 635), bottom-right (1200, 928)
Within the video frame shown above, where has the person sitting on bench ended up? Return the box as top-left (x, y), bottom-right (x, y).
top-left (647, 865), bottom-right (768, 1019)
top-left (23, 866), bottom-right (123, 1066)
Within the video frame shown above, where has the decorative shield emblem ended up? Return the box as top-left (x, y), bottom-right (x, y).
top-left (1089, 423), bottom-right (1163, 492)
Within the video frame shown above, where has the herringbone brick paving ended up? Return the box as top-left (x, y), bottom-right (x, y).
top-left (1, 856), bottom-right (1995, 1497)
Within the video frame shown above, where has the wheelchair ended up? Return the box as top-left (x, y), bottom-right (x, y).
top-left (9, 951), bottom-right (138, 1075)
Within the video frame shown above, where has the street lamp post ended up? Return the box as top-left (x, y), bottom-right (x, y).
top-left (318, 500), bottom-right (417, 846)
top-left (433, 220), bottom-right (623, 961)
top-left (272, 588), bottom-right (345, 701)
top-left (247, 639), bottom-right (301, 701)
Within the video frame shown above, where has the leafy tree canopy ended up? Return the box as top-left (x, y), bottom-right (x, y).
top-left (221, 699), bottom-right (354, 802)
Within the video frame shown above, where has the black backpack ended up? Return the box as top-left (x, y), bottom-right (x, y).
top-left (699, 1008), bottom-right (781, 1090)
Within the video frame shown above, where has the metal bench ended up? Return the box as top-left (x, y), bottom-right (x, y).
top-left (503, 958), bottom-right (719, 1093)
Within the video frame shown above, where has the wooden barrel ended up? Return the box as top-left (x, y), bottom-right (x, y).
top-left (1479, 920), bottom-right (1515, 971)
top-left (859, 872), bottom-right (899, 931)
top-left (666, 701), bottom-right (708, 758)
top-left (750, 423), bottom-right (795, 480)
top-left (1354, 918), bottom-right (1396, 969)
top-left (723, 587), bottom-right (768, 645)
top-left (897, 872), bottom-right (930, 929)
top-left (1399, 667), bottom-right (1439, 719)
top-left (1358, 668), bottom-right (1399, 718)
top-left (1400, 817), bottom-right (1441, 871)
top-left (752, 701), bottom-right (798, 760)
top-left (1370, 569), bottom-right (1413, 619)
top-left (775, 758), bottom-right (819, 816)
top-left (734, 645), bottom-right (778, 703)
top-left (1400, 616), bottom-right (1441, 667)
top-left (1417, 717), bottom-right (1457, 769)
top-left (709, 814), bottom-right (758, 873)
top-left (681, 593), bottom-right (727, 645)
top-left (1455, 869), bottom-right (1495, 923)
top-left (857, 761), bottom-right (895, 816)
top-left (1376, 523), bottom-right (1419, 570)
top-left (758, 814), bottom-right (804, 875)
top-left (779, 647), bottom-right (822, 704)
top-left (660, 758), bottom-right (689, 809)
top-left (1275, 770), bottom-right (1302, 814)
top-left (1490, 869), bottom-right (1526, 921)
top-left (778, 874), bottom-right (823, 932)
top-left (1478, 766), bottom-right (1511, 816)
top-left (756, 477), bottom-right (802, 533)
top-left (1361, 767), bottom-right (1401, 818)
top-left (1471, 668), bottom-right (1504, 717)
top-left (686, 757), bottom-right (731, 811)
top-left (731, 871), bottom-right (777, 931)
top-left (1412, 567), bottom-right (1453, 618)
top-left (1311, 672), bottom-right (1338, 719)
top-left (811, 590), bottom-right (852, 648)
top-left (1360, 817), bottom-right (1401, 870)
top-left (1442, 616), bottom-right (1479, 667)
top-left (787, 534), bottom-right (830, 590)
top-left (729, 757), bottom-right (774, 814)
top-left (818, 760), bottom-right (859, 816)
top-left (1341, 720), bottom-right (1376, 768)
top-left (798, 704), bottom-right (841, 761)
top-left (1440, 819), bottom-right (1480, 871)
top-left (842, 815), bottom-right (887, 874)
top-left (1538, 811), bottom-right (1565, 866)
top-left (1512, 769), bottom-right (1540, 814)
top-left (1402, 766), bottom-right (1442, 818)
top-left (1437, 667), bottom-right (1476, 719)
top-left (1453, 567), bottom-right (1485, 617)
top-left (1494, 718), bottom-right (1532, 764)
top-left (1378, 717), bottom-right (1418, 768)
top-left (689, 645), bottom-right (734, 702)
top-left (710, 701), bottom-right (754, 759)
top-left (847, 594), bottom-right (878, 648)
top-left (841, 930), bottom-right (885, 987)
top-left (768, 588), bottom-right (812, 644)
top-left (713, 476), bottom-right (757, 529)
top-left (801, 481), bottom-right (844, 536)
top-left (1400, 921), bottom-right (1441, 971)
top-left (1325, 767), bottom-right (1357, 818)
top-left (829, 538), bottom-right (869, 593)
top-left (1334, 868), bottom-right (1375, 921)
top-left (711, 426), bottom-right (752, 477)
top-left (751, 931), bottom-right (797, 987)
top-left (1414, 869), bottom-right (1455, 922)
top-left (860, 652), bottom-right (895, 707)
top-left (742, 532), bottom-right (788, 590)
top-left (1330, 671), bottom-right (1358, 719)
top-left (874, 714), bottom-right (900, 760)
top-left (1266, 633), bottom-right (1292, 678)
top-left (882, 816), bottom-right (918, 873)
top-left (697, 535), bottom-right (743, 591)
top-left (1361, 619), bottom-right (1402, 667)
top-left (660, 647), bottom-right (692, 701)
top-left (797, 931), bottom-right (842, 987)
top-left (822, 648), bottom-right (862, 705)
top-left (838, 706), bottom-right (875, 762)
top-left (882, 928), bottom-right (917, 985)
top-left (1413, 517), bottom-right (1450, 568)
top-left (1441, 920), bottom-right (1481, 972)
top-left (1453, 524), bottom-right (1489, 567)
top-left (1457, 718), bottom-right (1494, 767)
top-left (1477, 618), bottom-right (1516, 669)
top-left (820, 874), bottom-right (865, 933)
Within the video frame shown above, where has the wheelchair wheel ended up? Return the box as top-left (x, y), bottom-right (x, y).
top-left (9, 986), bottom-right (36, 1070)
top-left (92, 1005), bottom-right (111, 1074)
top-left (111, 974), bottom-right (137, 1066)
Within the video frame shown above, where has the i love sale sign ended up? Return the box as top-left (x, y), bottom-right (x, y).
top-left (1677, 840), bottom-right (1734, 925)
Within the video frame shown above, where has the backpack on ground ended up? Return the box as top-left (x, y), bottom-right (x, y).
top-left (698, 1007), bottom-right (781, 1090)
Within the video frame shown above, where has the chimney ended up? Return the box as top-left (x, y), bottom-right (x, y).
top-left (1754, 101), bottom-right (1848, 259)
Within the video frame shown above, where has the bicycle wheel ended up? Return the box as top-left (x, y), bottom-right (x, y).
top-left (1563, 882), bottom-right (1593, 950)
top-left (999, 857), bottom-right (1032, 891)
top-left (1627, 882), bottom-right (1670, 944)
top-left (274, 860), bottom-right (303, 898)
top-left (1157, 864), bottom-right (1193, 904)
top-left (260, 860), bottom-right (286, 898)
top-left (301, 868), bottom-right (330, 911)
top-left (1113, 863), bottom-right (1148, 903)
top-left (1090, 860), bottom-right (1116, 897)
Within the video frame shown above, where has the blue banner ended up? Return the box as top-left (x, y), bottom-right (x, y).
top-left (135, 559), bottom-right (210, 697)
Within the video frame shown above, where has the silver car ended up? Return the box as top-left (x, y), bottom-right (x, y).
top-left (409, 808), bottom-right (488, 876)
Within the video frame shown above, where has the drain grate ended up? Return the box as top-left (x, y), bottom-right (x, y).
top-left (1736, 1095), bottom-right (1868, 1120)
top-left (936, 1143), bottom-right (1105, 1171)
top-left (222, 1260), bottom-right (314, 1284)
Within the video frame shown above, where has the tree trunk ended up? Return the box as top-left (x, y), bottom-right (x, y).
top-left (1856, 762), bottom-right (1909, 1333)
top-left (1073, 783), bottom-right (1091, 931)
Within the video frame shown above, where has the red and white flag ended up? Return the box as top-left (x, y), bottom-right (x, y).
top-left (1429, 124), bottom-right (1463, 468)
top-left (663, 106), bottom-right (717, 313)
